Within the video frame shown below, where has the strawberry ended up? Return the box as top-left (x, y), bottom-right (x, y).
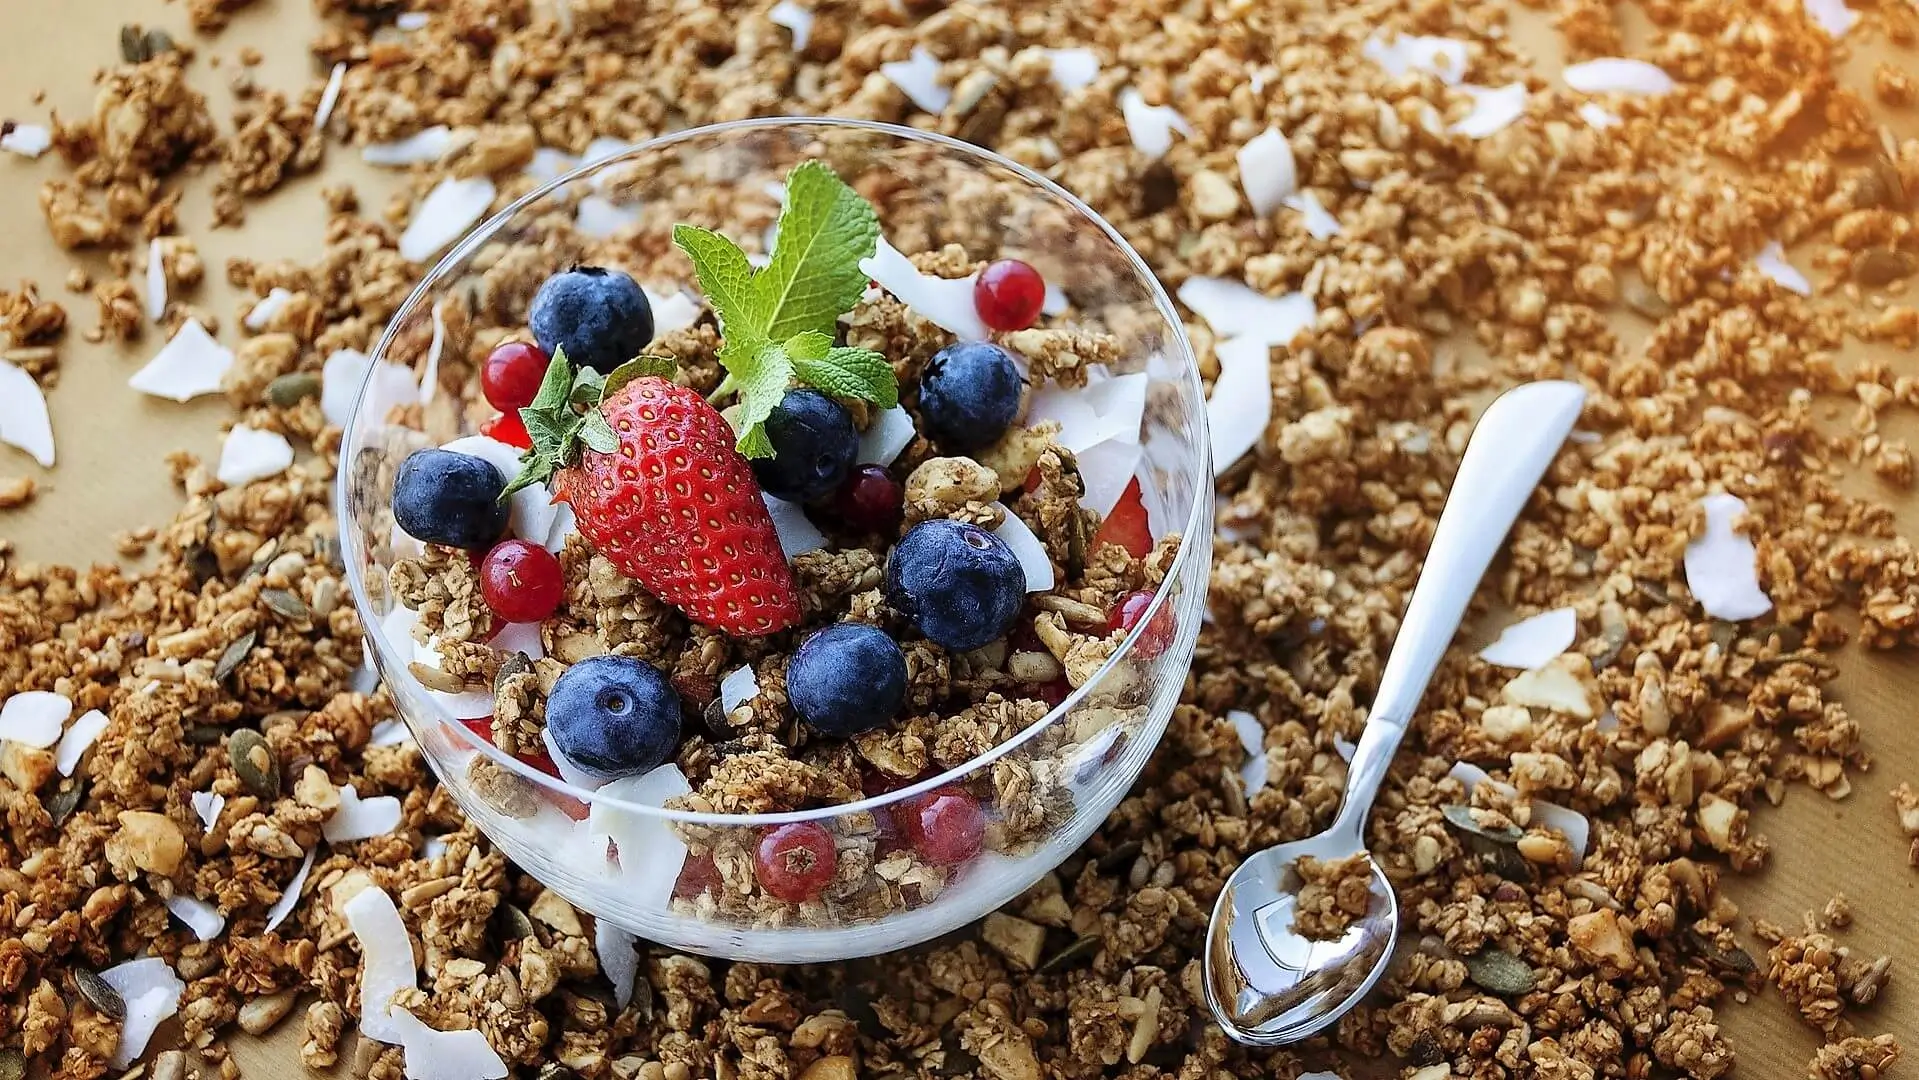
top-left (1092, 478), bottom-right (1154, 559)
top-left (481, 411), bottom-right (532, 449)
top-left (458, 717), bottom-right (589, 820)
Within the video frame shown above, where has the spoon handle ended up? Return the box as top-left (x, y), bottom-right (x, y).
top-left (1333, 380), bottom-right (1587, 835)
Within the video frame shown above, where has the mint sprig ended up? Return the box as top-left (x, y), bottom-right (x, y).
top-left (501, 350), bottom-right (676, 498)
top-left (671, 161), bottom-right (898, 458)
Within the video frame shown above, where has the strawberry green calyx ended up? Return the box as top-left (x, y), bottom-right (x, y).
top-left (672, 161), bottom-right (900, 459)
top-left (501, 349), bottom-right (677, 499)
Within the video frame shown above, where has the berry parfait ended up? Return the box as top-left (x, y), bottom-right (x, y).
top-left (341, 119), bottom-right (1210, 961)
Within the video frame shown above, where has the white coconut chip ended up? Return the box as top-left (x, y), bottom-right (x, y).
top-left (1175, 276), bottom-right (1316, 348)
top-left (145, 238), bottom-right (168, 322)
top-left (369, 718), bottom-right (415, 746)
top-left (244, 287), bottom-right (294, 331)
top-left (164, 894), bottom-right (226, 942)
top-left (595, 920), bottom-right (642, 1010)
top-left (881, 47), bottom-right (951, 114)
top-left (400, 177), bottom-right (496, 263)
top-left (1281, 192), bottom-right (1342, 240)
top-left (642, 286), bottom-right (702, 335)
top-left (1804, 0), bottom-right (1859, 36)
top-left (1207, 336), bottom-right (1273, 475)
top-left (216, 425), bottom-right (296, 488)
top-left (1578, 102), bottom-right (1622, 130)
top-left (344, 886), bottom-right (419, 1042)
top-left (363, 125), bottom-right (457, 166)
top-left (1452, 82), bottom-right (1529, 139)
top-left (763, 494), bottom-right (828, 559)
top-left (416, 299), bottom-right (448, 406)
top-left (720, 664), bottom-right (760, 714)
top-left (130, 319), bottom-right (234, 402)
top-left (1754, 241), bottom-right (1811, 296)
top-left (265, 847), bottom-right (316, 932)
top-left (100, 958), bottom-right (186, 1069)
top-left (1235, 126), bottom-right (1296, 217)
top-left (859, 237), bottom-right (988, 340)
top-left (588, 764), bottom-right (692, 913)
top-left (582, 134), bottom-right (629, 167)
top-left (55, 708), bottom-right (109, 776)
top-left (192, 790), bottom-right (226, 832)
top-left (1362, 32), bottom-right (1470, 84)
top-left (1299, 1072), bottom-right (1346, 1080)
top-left (396, 11), bottom-right (430, 29)
top-left (1562, 58), bottom-right (1674, 95)
top-left (1117, 88), bottom-right (1191, 160)
top-left (1026, 372), bottom-right (1148, 453)
top-left (1041, 282), bottom-right (1068, 316)
top-left (0, 690), bottom-right (70, 748)
top-left (540, 727), bottom-right (607, 790)
top-left (1478, 607), bottom-right (1578, 670)
top-left (1045, 48), bottom-right (1100, 93)
top-left (544, 502), bottom-right (578, 554)
top-left (576, 195), bottom-right (642, 239)
top-left (1685, 492), bottom-right (1773, 620)
top-left (992, 509), bottom-right (1055, 593)
top-left (769, 0), bottom-right (812, 50)
top-left (856, 404), bottom-right (919, 466)
top-left (1333, 733), bottom-right (1357, 763)
top-left (0, 122), bottom-right (52, 158)
top-left (420, 835), bottom-right (451, 859)
top-left (321, 347), bottom-right (419, 431)
top-left (1228, 709), bottom-right (1268, 794)
top-left (323, 785), bottom-right (404, 842)
top-left (525, 147), bottom-right (577, 185)
top-left (314, 62), bottom-right (347, 131)
top-left (490, 621), bottom-right (545, 661)
top-left (441, 434), bottom-right (561, 544)
top-left (0, 359), bottom-right (55, 467)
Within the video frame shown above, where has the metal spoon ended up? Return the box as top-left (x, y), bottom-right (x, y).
top-left (1203, 380), bottom-right (1588, 1046)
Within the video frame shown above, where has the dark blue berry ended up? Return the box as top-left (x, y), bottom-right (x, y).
top-left (546, 655), bottom-right (683, 780)
top-left (529, 266), bottom-right (655, 375)
top-left (393, 448), bottom-right (510, 551)
top-left (917, 341), bottom-right (1023, 453)
top-left (884, 519), bottom-right (1026, 652)
top-left (786, 623), bottom-right (908, 737)
top-left (752, 390), bottom-right (858, 503)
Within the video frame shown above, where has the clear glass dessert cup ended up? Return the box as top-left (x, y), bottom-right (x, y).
top-left (339, 117), bottom-right (1212, 961)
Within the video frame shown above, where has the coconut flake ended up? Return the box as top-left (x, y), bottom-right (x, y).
top-left (1578, 103), bottom-right (1622, 129)
top-left (100, 958), bottom-right (186, 1069)
top-left (1281, 192), bottom-right (1342, 240)
top-left (369, 718), bottom-right (415, 746)
top-left (244, 288), bottom-right (294, 331)
top-left (314, 62), bottom-right (347, 131)
top-left (421, 835), bottom-right (451, 859)
top-left (1176, 276), bottom-right (1316, 348)
top-left (130, 319), bottom-right (234, 402)
top-left (1684, 492), bottom-right (1773, 620)
top-left (1452, 83), bottom-right (1528, 139)
top-left (400, 177), bottom-right (496, 263)
top-left (1362, 32), bottom-right (1470, 84)
top-left (544, 502), bottom-right (578, 554)
top-left (588, 765), bottom-right (692, 913)
top-left (0, 359), bottom-right (55, 467)
top-left (992, 509), bottom-right (1056, 592)
top-left (525, 147), bottom-right (577, 185)
top-left (643, 286), bottom-right (702, 335)
top-left (595, 920), bottom-right (641, 1009)
top-left (164, 895), bottom-right (226, 941)
top-left (1041, 282), bottom-right (1068, 316)
top-left (1027, 372), bottom-right (1148, 453)
top-left (1236, 127), bottom-right (1296, 217)
top-left (540, 728), bottom-right (607, 790)
top-left (415, 300), bottom-right (448, 406)
top-left (1563, 58), bottom-right (1674, 95)
top-left (396, 11), bottom-right (430, 29)
top-left (1046, 48), bottom-right (1100, 93)
top-left (145, 238), bottom-right (167, 322)
top-left (881, 47), bottom-right (950, 114)
top-left (859, 237), bottom-right (989, 340)
top-left (763, 494), bottom-right (828, 560)
top-left (343, 885), bottom-right (419, 1043)
top-left (856, 404), bottom-right (919, 466)
top-left (490, 621), bottom-right (545, 662)
top-left (582, 135), bottom-right (629, 167)
top-left (321, 348), bottom-right (418, 431)
top-left (54, 708), bottom-right (108, 776)
top-left (0, 122), bottom-right (51, 158)
top-left (0, 690), bottom-right (70, 748)
top-left (216, 425), bottom-right (296, 488)
top-left (1478, 607), bottom-right (1578, 670)
top-left (1208, 335), bottom-right (1273, 475)
top-left (1754, 241), bottom-right (1811, 296)
top-left (576, 195), bottom-right (642, 239)
top-left (265, 848), bottom-right (316, 932)
top-left (1804, 0), bottom-right (1859, 36)
top-left (191, 791), bottom-right (226, 832)
top-left (720, 665), bottom-right (759, 714)
top-left (363, 126), bottom-right (456, 166)
top-left (1228, 709), bottom-right (1268, 793)
top-left (1118, 88), bottom-right (1191, 160)
top-left (441, 434), bottom-right (560, 544)
top-left (395, 1015), bottom-right (509, 1080)
top-left (769, 0), bottom-right (812, 50)
top-left (1529, 799), bottom-right (1591, 863)
top-left (324, 785), bottom-right (404, 842)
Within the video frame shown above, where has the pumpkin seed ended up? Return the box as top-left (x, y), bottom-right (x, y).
top-left (119, 24), bottom-right (147, 63)
top-left (936, 1033), bottom-right (981, 1077)
top-left (185, 724), bottom-right (227, 745)
top-left (494, 651), bottom-right (533, 695)
top-left (1682, 927), bottom-right (1758, 976)
top-left (215, 629), bottom-right (257, 682)
top-left (833, 984), bottom-right (888, 1041)
top-left (493, 903), bottom-right (535, 941)
top-left (1096, 840), bottom-right (1143, 874)
top-left (1441, 804), bottom-right (1522, 845)
top-left (229, 729), bottom-right (280, 800)
top-left (47, 780), bottom-right (87, 827)
top-left (76, 969), bottom-right (126, 1020)
top-left (266, 372), bottom-right (322, 407)
top-left (313, 535), bottom-right (342, 568)
top-left (263, 588), bottom-right (311, 623)
top-left (1037, 933), bottom-right (1102, 974)
top-left (1465, 949), bottom-right (1537, 997)
top-left (0, 1048), bottom-right (24, 1080)
top-left (1708, 620), bottom-right (1738, 653)
top-left (143, 28), bottom-right (176, 56)
top-left (188, 544), bottom-right (222, 587)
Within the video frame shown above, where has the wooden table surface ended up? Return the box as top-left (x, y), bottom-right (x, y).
top-left (2, 0), bottom-right (1913, 1076)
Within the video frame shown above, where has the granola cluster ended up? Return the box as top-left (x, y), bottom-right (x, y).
top-left (4, 0), bottom-right (1919, 1077)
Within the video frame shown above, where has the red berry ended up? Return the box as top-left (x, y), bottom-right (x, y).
top-left (1092, 478), bottom-right (1153, 559)
top-left (481, 341), bottom-right (550, 412)
top-left (973, 259), bottom-right (1047, 332)
top-left (1035, 677), bottom-right (1072, 708)
top-left (481, 411), bottom-right (532, 449)
top-left (902, 787), bottom-right (985, 867)
top-left (755, 822), bottom-right (838, 902)
top-left (1109, 589), bottom-right (1172, 657)
top-left (479, 539), bottom-right (565, 623)
top-left (673, 853), bottom-right (722, 900)
top-left (831, 464), bottom-right (903, 534)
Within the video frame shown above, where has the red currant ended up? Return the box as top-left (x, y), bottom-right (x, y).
top-left (755, 822), bottom-right (838, 902)
top-left (1109, 589), bottom-right (1172, 657)
top-left (479, 539), bottom-right (565, 624)
top-left (481, 341), bottom-right (550, 412)
top-left (973, 259), bottom-right (1047, 332)
top-left (481, 411), bottom-right (532, 449)
top-left (902, 787), bottom-right (986, 866)
top-left (831, 464), bottom-right (904, 534)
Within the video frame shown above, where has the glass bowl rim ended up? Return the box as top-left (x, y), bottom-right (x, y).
top-left (338, 115), bottom-right (1212, 827)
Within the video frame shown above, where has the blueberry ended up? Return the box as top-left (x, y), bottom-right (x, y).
top-left (529, 265), bottom-right (655, 374)
top-left (546, 655), bottom-right (683, 780)
top-left (786, 623), bottom-right (908, 737)
top-left (393, 448), bottom-right (511, 551)
top-left (752, 390), bottom-right (859, 503)
top-left (917, 341), bottom-right (1023, 453)
top-left (884, 519), bottom-right (1026, 652)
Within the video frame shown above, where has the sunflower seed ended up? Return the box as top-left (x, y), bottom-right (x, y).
top-left (1465, 949), bottom-right (1536, 997)
top-left (47, 780), bottom-right (87, 827)
top-left (229, 729), bottom-right (280, 800)
top-left (215, 629), bottom-right (257, 681)
top-left (1620, 278), bottom-right (1672, 320)
top-left (76, 970), bottom-right (126, 1020)
top-left (185, 724), bottom-right (227, 745)
top-left (263, 588), bottom-right (311, 624)
top-left (266, 372), bottom-right (322, 407)
top-left (1037, 933), bottom-right (1102, 974)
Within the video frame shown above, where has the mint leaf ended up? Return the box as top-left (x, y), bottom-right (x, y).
top-left (603, 354), bottom-right (679, 398)
top-left (672, 224), bottom-right (763, 348)
top-left (756, 161), bottom-right (881, 341)
top-left (730, 339), bottom-right (799, 460)
top-left (792, 345), bottom-right (899, 409)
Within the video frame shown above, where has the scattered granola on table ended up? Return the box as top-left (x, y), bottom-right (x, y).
top-left (4, 0), bottom-right (1919, 1078)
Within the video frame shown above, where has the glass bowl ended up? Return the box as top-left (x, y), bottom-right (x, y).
top-left (339, 117), bottom-right (1211, 962)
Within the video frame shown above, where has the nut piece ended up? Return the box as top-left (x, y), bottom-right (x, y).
top-left (1568, 909), bottom-right (1639, 977)
top-left (1499, 653), bottom-right (1598, 719)
top-left (106, 811), bottom-right (187, 878)
top-left (294, 764), bottom-right (341, 813)
top-left (980, 912), bottom-right (1047, 970)
top-left (0, 742), bottom-right (55, 792)
top-left (238, 989), bottom-right (300, 1035)
top-left (903, 456), bottom-right (1004, 528)
top-left (798, 1056), bottom-right (857, 1080)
